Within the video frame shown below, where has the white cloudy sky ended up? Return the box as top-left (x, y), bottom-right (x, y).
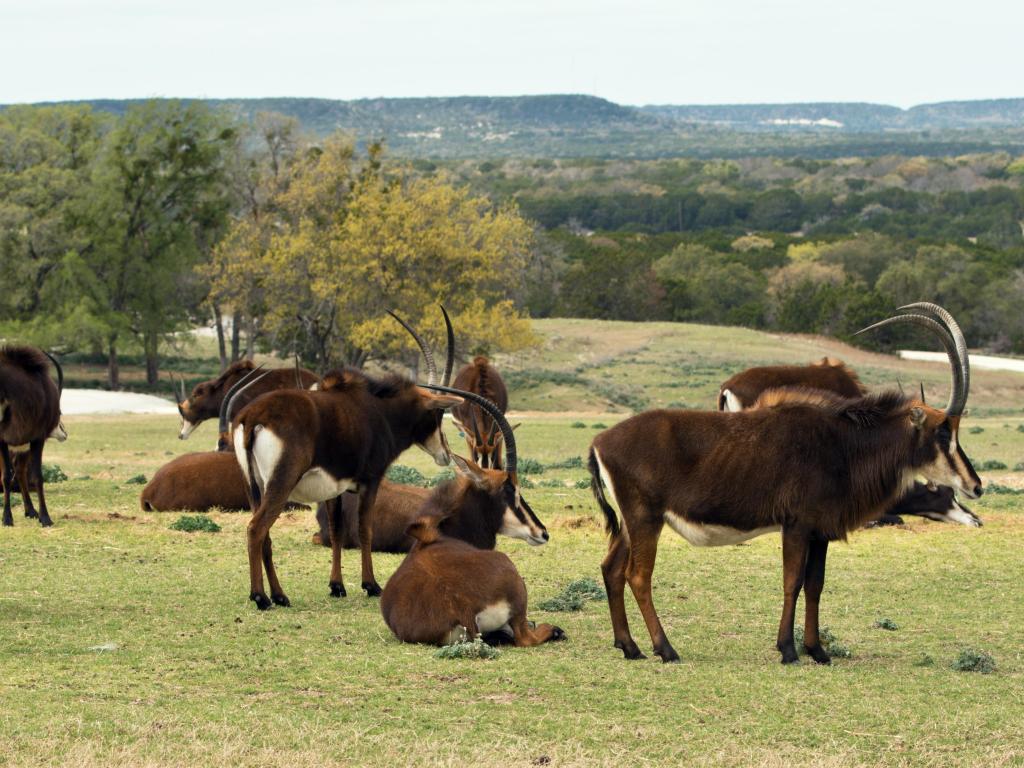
top-left (2, 0), bottom-right (1020, 107)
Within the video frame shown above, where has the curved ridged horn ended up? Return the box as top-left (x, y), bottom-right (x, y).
top-left (43, 352), bottom-right (64, 397)
top-left (388, 310), bottom-right (437, 385)
top-left (440, 305), bottom-right (455, 387)
top-left (420, 384), bottom-right (517, 477)
top-left (855, 313), bottom-right (965, 416)
top-left (218, 364), bottom-right (267, 433)
top-left (899, 302), bottom-right (970, 408)
top-left (169, 371), bottom-right (183, 404)
top-left (294, 354), bottom-right (303, 388)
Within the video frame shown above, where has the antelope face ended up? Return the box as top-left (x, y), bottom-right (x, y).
top-left (50, 420), bottom-right (68, 442)
top-left (178, 382), bottom-right (217, 439)
top-left (499, 477), bottom-right (549, 546)
top-left (414, 390), bottom-right (464, 465)
top-left (912, 409), bottom-right (982, 500)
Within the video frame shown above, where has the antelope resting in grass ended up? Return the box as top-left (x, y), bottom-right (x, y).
top-left (313, 481), bottom-right (431, 551)
top-left (232, 309), bottom-right (461, 609)
top-left (142, 367), bottom-right (272, 512)
top-left (381, 389), bottom-right (561, 647)
top-left (1, 347), bottom-right (67, 527)
top-left (174, 358), bottom-right (317, 440)
top-left (589, 303), bottom-right (981, 664)
top-left (451, 355), bottom-right (511, 469)
top-left (718, 358), bottom-right (980, 528)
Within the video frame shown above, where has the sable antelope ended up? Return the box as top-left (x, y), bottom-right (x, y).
top-left (174, 358), bottom-right (317, 440)
top-left (313, 481), bottom-right (431, 551)
top-left (451, 355), bottom-right (510, 469)
top-left (232, 309), bottom-right (462, 609)
top-left (589, 303), bottom-right (981, 664)
top-left (718, 359), bottom-right (980, 528)
top-left (381, 514), bottom-right (564, 647)
top-left (1, 346), bottom-right (67, 527)
top-left (141, 367), bottom-right (273, 512)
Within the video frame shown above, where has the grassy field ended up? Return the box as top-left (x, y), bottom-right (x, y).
top-left (2, 319), bottom-right (1024, 767)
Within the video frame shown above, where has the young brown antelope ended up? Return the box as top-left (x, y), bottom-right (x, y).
top-left (1, 347), bottom-right (66, 527)
top-left (451, 355), bottom-right (511, 469)
top-left (589, 303), bottom-right (981, 664)
top-left (232, 309), bottom-right (461, 609)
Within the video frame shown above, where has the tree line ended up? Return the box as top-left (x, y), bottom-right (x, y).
top-left (0, 103), bottom-right (536, 388)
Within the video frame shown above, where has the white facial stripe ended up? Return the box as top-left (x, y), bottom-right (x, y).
top-left (51, 422), bottom-right (68, 442)
top-left (947, 504), bottom-right (981, 527)
top-left (500, 507), bottom-right (545, 545)
top-left (179, 420), bottom-right (198, 439)
top-left (723, 389), bottom-right (743, 412)
top-left (420, 428), bottom-right (449, 466)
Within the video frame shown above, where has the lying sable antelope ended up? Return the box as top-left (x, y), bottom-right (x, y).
top-left (381, 388), bottom-right (560, 647)
top-left (589, 303), bottom-right (981, 664)
top-left (174, 357), bottom-right (317, 441)
top-left (233, 308), bottom-right (460, 609)
top-left (452, 355), bottom-right (511, 469)
top-left (1, 347), bottom-right (67, 527)
top-left (141, 368), bottom-right (270, 512)
top-left (313, 481), bottom-right (431, 551)
top-left (718, 357), bottom-right (981, 528)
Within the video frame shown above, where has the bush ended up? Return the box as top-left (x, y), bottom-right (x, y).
top-left (951, 648), bottom-right (995, 673)
top-left (517, 458), bottom-right (545, 475)
top-left (574, 478), bottom-right (591, 489)
top-left (125, 474), bottom-right (147, 485)
top-left (986, 483), bottom-right (1024, 495)
top-left (978, 460), bottom-right (1007, 471)
top-left (591, 423), bottom-right (607, 429)
top-left (537, 479), bottom-right (565, 488)
top-left (874, 617), bottom-right (899, 631)
top-left (387, 465), bottom-right (428, 486)
top-left (428, 469), bottom-right (456, 487)
top-left (434, 637), bottom-right (500, 660)
top-left (41, 465), bottom-right (68, 483)
top-left (794, 626), bottom-right (851, 658)
top-left (968, 426), bottom-right (984, 434)
top-left (169, 515), bottom-right (221, 533)
top-left (537, 578), bottom-right (605, 611)
top-left (546, 456), bottom-right (583, 470)
top-left (570, 422), bottom-right (587, 429)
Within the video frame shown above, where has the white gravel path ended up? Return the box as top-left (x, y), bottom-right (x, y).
top-left (899, 350), bottom-right (1024, 373)
top-left (59, 389), bottom-right (178, 415)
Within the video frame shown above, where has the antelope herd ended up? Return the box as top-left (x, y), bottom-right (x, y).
top-left (0, 301), bottom-right (996, 660)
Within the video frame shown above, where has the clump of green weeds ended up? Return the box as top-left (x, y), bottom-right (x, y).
top-left (978, 460), bottom-right (1007, 471)
top-left (874, 617), bottom-right (899, 631)
top-left (387, 465), bottom-right (428, 486)
top-left (518, 458), bottom-right (545, 475)
top-left (125, 474), bottom-right (147, 485)
top-left (169, 515), bottom-right (221, 533)
top-left (951, 648), bottom-right (995, 673)
top-left (794, 626), bottom-right (852, 658)
top-left (546, 456), bottom-right (583, 470)
top-left (434, 637), bottom-right (500, 660)
top-left (42, 465), bottom-right (68, 483)
top-left (537, 577), bottom-right (605, 611)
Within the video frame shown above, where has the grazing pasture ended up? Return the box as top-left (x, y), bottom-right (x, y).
top-left (2, 320), bottom-right (1023, 767)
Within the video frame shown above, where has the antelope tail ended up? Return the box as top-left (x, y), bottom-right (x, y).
top-left (588, 448), bottom-right (620, 538)
top-left (244, 426), bottom-right (263, 509)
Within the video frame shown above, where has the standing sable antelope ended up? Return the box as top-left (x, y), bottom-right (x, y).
top-left (141, 368), bottom-right (270, 512)
top-left (1, 346), bottom-right (67, 527)
top-left (381, 387), bottom-right (561, 647)
top-left (589, 303), bottom-right (982, 664)
top-left (174, 358), bottom-right (318, 440)
top-left (451, 355), bottom-right (510, 469)
top-left (313, 481), bottom-right (431, 551)
top-left (718, 358), bottom-right (981, 528)
top-left (232, 308), bottom-right (462, 609)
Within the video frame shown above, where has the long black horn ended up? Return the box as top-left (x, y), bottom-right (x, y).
top-left (420, 384), bottom-right (517, 477)
top-left (294, 354), bottom-right (303, 388)
top-left (218, 364), bottom-right (267, 433)
top-left (899, 302), bottom-right (969, 412)
top-left (855, 313), bottom-right (965, 416)
top-left (169, 371), bottom-right (182, 404)
top-left (440, 305), bottom-right (455, 387)
top-left (388, 310), bottom-right (436, 385)
top-left (43, 351), bottom-right (64, 398)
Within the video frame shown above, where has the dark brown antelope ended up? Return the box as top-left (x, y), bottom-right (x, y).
top-left (313, 481), bottom-right (431, 551)
top-left (718, 358), bottom-right (980, 528)
top-left (451, 355), bottom-right (511, 469)
top-left (589, 303), bottom-right (981, 664)
top-left (174, 358), bottom-right (318, 440)
top-left (1, 347), bottom-right (66, 527)
top-left (232, 309), bottom-right (461, 609)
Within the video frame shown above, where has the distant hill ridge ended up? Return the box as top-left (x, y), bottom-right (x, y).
top-left (15, 94), bottom-right (1024, 158)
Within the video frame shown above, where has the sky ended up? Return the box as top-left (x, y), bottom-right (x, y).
top-left (2, 0), bottom-right (1021, 108)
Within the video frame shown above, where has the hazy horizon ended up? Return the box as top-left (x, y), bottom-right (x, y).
top-left (3, 0), bottom-right (1022, 108)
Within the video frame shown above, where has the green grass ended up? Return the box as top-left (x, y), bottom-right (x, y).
top-left (3, 318), bottom-right (1024, 766)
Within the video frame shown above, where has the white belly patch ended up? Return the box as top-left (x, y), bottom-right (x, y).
top-left (475, 600), bottom-right (512, 634)
top-left (290, 468), bottom-right (356, 504)
top-left (664, 511), bottom-right (780, 547)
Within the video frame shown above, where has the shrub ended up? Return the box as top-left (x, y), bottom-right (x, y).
top-left (546, 456), bottom-right (583, 470)
top-left (434, 637), bottom-right (500, 660)
top-left (986, 483), bottom-right (1024, 495)
top-left (537, 479), bottom-right (565, 488)
top-left (794, 626), bottom-right (851, 658)
top-left (591, 423), bottom-right (607, 429)
top-left (169, 515), bottom-right (221, 533)
top-left (517, 458), bottom-right (545, 475)
top-left (41, 465), bottom-right (68, 483)
top-left (428, 469), bottom-right (456, 487)
top-left (387, 465), bottom-right (428, 486)
top-left (571, 422), bottom-right (587, 429)
top-left (537, 578), bottom-right (605, 611)
top-left (125, 474), bottom-right (147, 485)
top-left (968, 426), bottom-right (984, 434)
top-left (874, 617), bottom-right (899, 631)
top-left (951, 648), bottom-right (995, 673)
top-left (574, 478), bottom-right (591, 489)
top-left (978, 460), bottom-right (1007, 471)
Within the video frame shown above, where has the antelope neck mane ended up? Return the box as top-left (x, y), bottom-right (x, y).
top-left (0, 346), bottom-right (50, 377)
top-left (212, 359), bottom-right (256, 388)
top-left (753, 387), bottom-right (911, 428)
top-left (319, 368), bottom-right (410, 398)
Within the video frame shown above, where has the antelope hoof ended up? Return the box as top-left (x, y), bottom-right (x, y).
top-left (779, 645), bottom-right (800, 665)
top-left (362, 581), bottom-right (382, 597)
top-left (2, 517), bottom-right (12, 527)
top-left (615, 639), bottom-right (647, 660)
top-left (38, 516), bottom-right (53, 528)
top-left (271, 594), bottom-right (291, 607)
top-left (250, 592), bottom-right (273, 611)
top-left (329, 581), bottom-right (347, 598)
top-left (550, 626), bottom-right (567, 642)
top-left (656, 645), bottom-right (680, 663)
top-left (805, 644), bottom-right (832, 665)
top-left (25, 508), bottom-right (38, 519)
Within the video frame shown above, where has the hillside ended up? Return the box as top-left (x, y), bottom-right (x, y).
top-left (23, 95), bottom-right (1024, 158)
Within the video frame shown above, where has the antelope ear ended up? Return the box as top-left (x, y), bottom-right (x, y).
top-left (451, 454), bottom-right (488, 488)
top-left (910, 407), bottom-right (927, 430)
top-left (417, 389), bottom-right (463, 410)
top-left (405, 513), bottom-right (448, 544)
